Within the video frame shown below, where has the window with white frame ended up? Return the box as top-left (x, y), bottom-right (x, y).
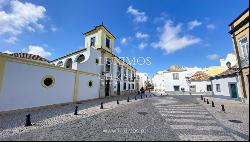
top-left (216, 84), bottom-right (221, 92)
top-left (239, 37), bottom-right (249, 60)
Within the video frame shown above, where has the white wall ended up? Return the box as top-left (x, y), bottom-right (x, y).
top-left (77, 47), bottom-right (101, 74)
top-left (0, 56), bottom-right (101, 112)
top-left (190, 81), bottom-right (211, 92)
top-left (77, 74), bottom-right (100, 101)
top-left (152, 67), bottom-right (204, 92)
top-left (0, 61), bottom-right (75, 112)
top-left (211, 76), bottom-right (242, 98)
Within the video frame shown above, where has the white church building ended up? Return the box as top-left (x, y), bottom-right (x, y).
top-left (0, 25), bottom-right (137, 112)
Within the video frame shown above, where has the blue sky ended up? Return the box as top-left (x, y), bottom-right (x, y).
top-left (0, 0), bottom-right (248, 76)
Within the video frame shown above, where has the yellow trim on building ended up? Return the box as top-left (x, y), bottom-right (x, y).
top-left (0, 57), bottom-right (6, 95)
top-left (73, 71), bottom-right (80, 102)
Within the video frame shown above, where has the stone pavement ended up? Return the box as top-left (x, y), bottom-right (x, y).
top-left (0, 93), bottom-right (248, 141)
top-left (197, 96), bottom-right (249, 141)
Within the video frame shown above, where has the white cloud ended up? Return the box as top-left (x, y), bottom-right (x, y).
top-left (152, 20), bottom-right (201, 54)
top-left (127, 5), bottom-right (148, 23)
top-left (187, 20), bottom-right (202, 30)
top-left (2, 50), bottom-right (13, 54)
top-left (114, 46), bottom-right (121, 54)
top-left (207, 24), bottom-right (215, 30)
top-left (0, 0), bottom-right (46, 42)
top-left (121, 38), bottom-right (127, 44)
top-left (138, 42), bottom-right (148, 50)
top-left (135, 32), bottom-right (149, 39)
top-left (25, 45), bottom-right (52, 58)
top-left (207, 54), bottom-right (220, 60)
top-left (154, 12), bottom-right (168, 23)
top-left (51, 26), bottom-right (57, 32)
top-left (4, 36), bottom-right (18, 44)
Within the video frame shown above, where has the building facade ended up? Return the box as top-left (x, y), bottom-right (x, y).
top-left (152, 65), bottom-right (203, 93)
top-left (0, 25), bottom-right (137, 112)
top-left (229, 7), bottom-right (249, 103)
top-left (210, 64), bottom-right (243, 100)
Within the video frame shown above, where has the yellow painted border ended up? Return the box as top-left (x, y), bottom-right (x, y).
top-left (73, 71), bottom-right (80, 102)
top-left (88, 80), bottom-right (93, 88)
top-left (41, 75), bottom-right (55, 89)
top-left (0, 57), bottom-right (6, 95)
top-left (0, 53), bottom-right (99, 77)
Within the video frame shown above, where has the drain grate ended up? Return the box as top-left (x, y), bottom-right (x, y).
top-left (137, 112), bottom-right (148, 115)
top-left (228, 120), bottom-right (243, 123)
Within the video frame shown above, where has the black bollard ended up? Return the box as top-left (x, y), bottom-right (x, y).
top-left (117, 100), bottom-right (119, 104)
top-left (212, 101), bottom-right (215, 107)
top-left (201, 95), bottom-right (203, 100)
top-left (127, 97), bottom-right (129, 102)
top-left (203, 98), bottom-right (206, 102)
top-left (221, 104), bottom-right (225, 112)
top-left (135, 96), bottom-right (137, 100)
top-left (161, 93), bottom-right (162, 96)
top-left (141, 95), bottom-right (143, 99)
top-left (25, 114), bottom-right (32, 127)
top-left (74, 106), bottom-right (78, 115)
top-left (207, 99), bottom-right (209, 104)
top-left (146, 95), bottom-right (147, 98)
top-left (100, 102), bottom-right (103, 109)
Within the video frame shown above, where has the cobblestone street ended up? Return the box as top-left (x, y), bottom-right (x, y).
top-left (0, 93), bottom-right (249, 141)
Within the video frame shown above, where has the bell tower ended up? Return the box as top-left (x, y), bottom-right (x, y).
top-left (83, 24), bottom-right (116, 53)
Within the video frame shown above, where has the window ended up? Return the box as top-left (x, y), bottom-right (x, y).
top-left (216, 84), bottom-right (221, 92)
top-left (128, 69), bottom-right (131, 81)
top-left (75, 54), bottom-right (85, 63)
top-left (41, 75), bottom-right (55, 88)
top-left (173, 73), bottom-right (179, 80)
top-left (96, 58), bottom-right (99, 64)
top-left (129, 84), bottom-right (131, 90)
top-left (132, 72), bottom-right (135, 82)
top-left (174, 86), bottom-right (180, 91)
top-left (65, 58), bottom-right (73, 69)
top-left (123, 67), bottom-right (127, 80)
top-left (106, 36), bottom-right (110, 48)
top-left (123, 83), bottom-right (126, 90)
top-left (132, 84), bottom-right (134, 89)
top-left (90, 37), bottom-right (96, 47)
top-left (57, 61), bottom-right (63, 67)
top-left (88, 80), bottom-right (93, 87)
top-left (117, 64), bottom-right (121, 79)
top-left (106, 58), bottom-right (111, 72)
top-left (239, 37), bottom-right (249, 59)
top-left (207, 85), bottom-right (212, 91)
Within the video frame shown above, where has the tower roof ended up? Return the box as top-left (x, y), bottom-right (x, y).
top-left (83, 24), bottom-right (116, 39)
